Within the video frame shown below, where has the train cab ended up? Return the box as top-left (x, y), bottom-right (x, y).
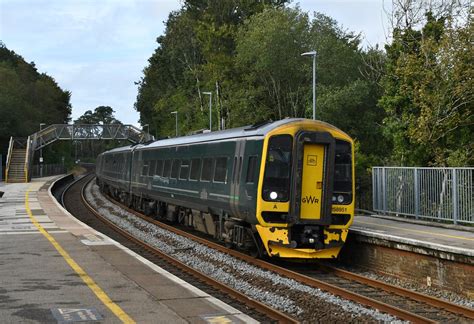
top-left (255, 120), bottom-right (355, 259)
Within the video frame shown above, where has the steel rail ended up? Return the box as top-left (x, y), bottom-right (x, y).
top-left (92, 184), bottom-right (443, 323)
top-left (315, 263), bottom-right (474, 320)
top-left (78, 177), bottom-right (296, 323)
top-left (60, 174), bottom-right (87, 207)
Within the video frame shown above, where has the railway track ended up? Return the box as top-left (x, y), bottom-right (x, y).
top-left (68, 175), bottom-right (474, 323)
top-left (62, 174), bottom-right (294, 323)
top-left (274, 262), bottom-right (474, 323)
top-left (283, 262), bottom-right (474, 323)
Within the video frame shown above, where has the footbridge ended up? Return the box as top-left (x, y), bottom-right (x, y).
top-left (5, 124), bottom-right (153, 183)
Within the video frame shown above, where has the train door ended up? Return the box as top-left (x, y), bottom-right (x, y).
top-left (230, 140), bottom-right (245, 218)
top-left (300, 144), bottom-right (325, 220)
top-left (291, 131), bottom-right (335, 225)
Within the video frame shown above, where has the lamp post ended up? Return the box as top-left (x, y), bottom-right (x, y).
top-left (170, 111), bottom-right (178, 137)
top-left (301, 51), bottom-right (317, 120)
top-left (143, 124), bottom-right (149, 141)
top-left (39, 123), bottom-right (46, 177)
top-left (202, 91), bottom-right (212, 131)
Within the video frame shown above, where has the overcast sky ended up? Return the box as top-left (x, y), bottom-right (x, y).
top-left (0, 0), bottom-right (390, 126)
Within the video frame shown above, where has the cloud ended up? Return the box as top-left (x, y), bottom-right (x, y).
top-left (291, 0), bottom-right (391, 48)
top-left (1, 0), bottom-right (181, 124)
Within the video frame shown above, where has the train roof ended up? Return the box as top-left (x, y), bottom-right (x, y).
top-left (98, 144), bottom-right (135, 155)
top-left (101, 118), bottom-right (348, 154)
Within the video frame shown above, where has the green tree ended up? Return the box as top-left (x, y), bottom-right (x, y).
top-left (0, 42), bottom-right (71, 163)
top-left (134, 0), bottom-right (289, 137)
top-left (234, 8), bottom-right (311, 122)
top-left (235, 8), bottom-right (388, 179)
top-left (74, 106), bottom-right (123, 161)
top-left (379, 7), bottom-right (473, 166)
top-left (74, 106), bottom-right (120, 124)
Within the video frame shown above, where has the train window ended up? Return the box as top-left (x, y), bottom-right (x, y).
top-left (142, 161), bottom-right (149, 176)
top-left (179, 159), bottom-right (190, 180)
top-left (262, 134), bottom-right (292, 202)
top-left (149, 160), bottom-right (156, 176)
top-left (171, 159), bottom-right (180, 179)
top-left (334, 140), bottom-right (353, 204)
top-left (189, 159), bottom-right (201, 181)
top-left (214, 157), bottom-right (227, 183)
top-left (156, 160), bottom-right (163, 176)
top-left (163, 160), bottom-right (172, 178)
top-left (246, 156), bottom-right (258, 183)
top-left (201, 158), bottom-right (213, 181)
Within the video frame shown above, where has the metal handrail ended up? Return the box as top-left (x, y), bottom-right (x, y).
top-left (24, 136), bottom-right (31, 182)
top-left (5, 136), bottom-right (13, 183)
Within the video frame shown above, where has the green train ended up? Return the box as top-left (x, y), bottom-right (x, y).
top-left (95, 118), bottom-right (355, 259)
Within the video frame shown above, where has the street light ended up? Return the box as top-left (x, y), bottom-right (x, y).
top-left (170, 111), bottom-right (178, 137)
top-left (301, 50), bottom-right (317, 120)
top-left (202, 91), bottom-right (212, 131)
top-left (142, 124), bottom-right (149, 141)
top-left (39, 123), bottom-right (46, 177)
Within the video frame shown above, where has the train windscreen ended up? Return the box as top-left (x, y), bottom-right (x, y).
top-left (262, 135), bottom-right (292, 202)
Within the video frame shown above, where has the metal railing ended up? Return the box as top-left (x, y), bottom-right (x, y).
top-left (5, 137), bottom-right (13, 183)
top-left (25, 135), bottom-right (31, 182)
top-left (31, 124), bottom-right (154, 151)
top-left (30, 164), bottom-right (67, 179)
top-left (373, 167), bottom-right (474, 225)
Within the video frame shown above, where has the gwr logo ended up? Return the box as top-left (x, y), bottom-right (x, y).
top-left (302, 196), bottom-right (319, 204)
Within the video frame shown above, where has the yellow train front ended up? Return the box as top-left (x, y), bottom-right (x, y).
top-left (254, 119), bottom-right (354, 259)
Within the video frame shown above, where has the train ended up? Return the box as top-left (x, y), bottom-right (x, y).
top-left (95, 118), bottom-right (355, 259)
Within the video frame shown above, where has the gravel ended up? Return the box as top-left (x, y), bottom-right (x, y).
top-left (85, 182), bottom-right (404, 323)
top-left (336, 265), bottom-right (474, 309)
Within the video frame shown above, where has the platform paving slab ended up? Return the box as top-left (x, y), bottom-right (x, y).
top-left (352, 215), bottom-right (474, 257)
top-left (0, 177), bottom-right (256, 323)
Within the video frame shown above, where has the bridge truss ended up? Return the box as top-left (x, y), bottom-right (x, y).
top-left (5, 124), bottom-right (153, 183)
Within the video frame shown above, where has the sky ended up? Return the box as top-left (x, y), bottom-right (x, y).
top-left (0, 0), bottom-right (390, 127)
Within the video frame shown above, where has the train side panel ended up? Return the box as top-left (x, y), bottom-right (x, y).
top-left (129, 139), bottom-right (263, 225)
top-left (97, 149), bottom-right (132, 201)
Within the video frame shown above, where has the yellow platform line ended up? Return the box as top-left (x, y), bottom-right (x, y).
top-left (356, 220), bottom-right (474, 242)
top-left (25, 187), bottom-right (135, 324)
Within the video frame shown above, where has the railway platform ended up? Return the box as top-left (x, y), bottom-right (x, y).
top-left (0, 177), bottom-right (256, 323)
top-left (341, 214), bottom-right (473, 297)
top-left (352, 214), bottom-right (473, 261)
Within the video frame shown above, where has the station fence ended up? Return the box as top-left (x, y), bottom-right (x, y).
top-left (372, 167), bottom-right (473, 225)
top-left (30, 164), bottom-right (67, 179)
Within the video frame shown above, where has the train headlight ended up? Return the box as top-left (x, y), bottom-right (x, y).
top-left (332, 195), bottom-right (337, 202)
top-left (270, 191), bottom-right (278, 200)
top-left (337, 195), bottom-right (345, 203)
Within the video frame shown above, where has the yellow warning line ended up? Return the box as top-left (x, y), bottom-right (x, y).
top-left (356, 220), bottom-right (474, 241)
top-left (25, 187), bottom-right (135, 324)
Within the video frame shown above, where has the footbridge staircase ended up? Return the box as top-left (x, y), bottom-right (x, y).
top-left (5, 124), bottom-right (153, 183)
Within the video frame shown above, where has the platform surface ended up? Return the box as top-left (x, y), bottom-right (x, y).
top-left (0, 177), bottom-right (256, 323)
top-left (352, 215), bottom-right (474, 257)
